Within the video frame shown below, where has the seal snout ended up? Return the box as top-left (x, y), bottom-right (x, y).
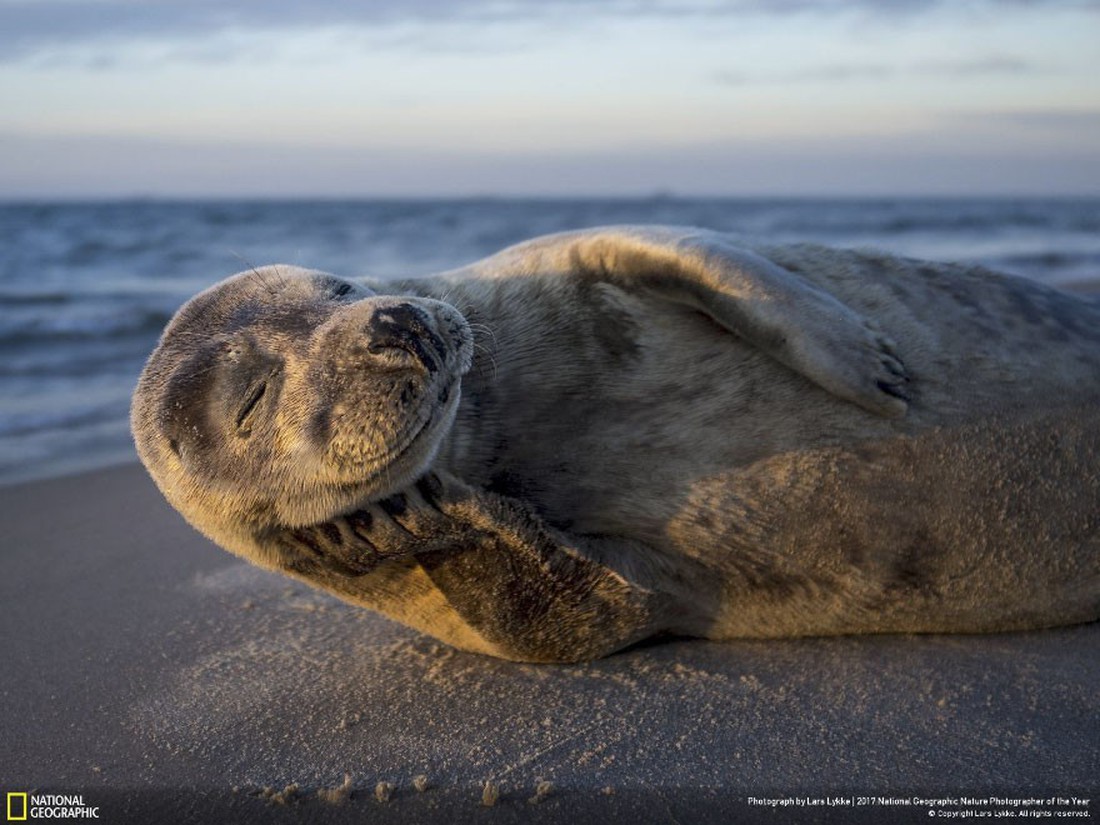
top-left (366, 302), bottom-right (448, 374)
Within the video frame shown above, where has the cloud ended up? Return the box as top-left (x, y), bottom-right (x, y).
top-left (0, 0), bottom-right (1088, 62)
top-left (923, 56), bottom-right (1035, 75)
top-left (0, 0), bottom-right (492, 61)
top-left (715, 56), bottom-right (1037, 86)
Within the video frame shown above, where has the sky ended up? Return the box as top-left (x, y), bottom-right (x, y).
top-left (0, 0), bottom-right (1098, 197)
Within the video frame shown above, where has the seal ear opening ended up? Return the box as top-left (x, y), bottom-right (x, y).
top-left (168, 438), bottom-right (181, 457)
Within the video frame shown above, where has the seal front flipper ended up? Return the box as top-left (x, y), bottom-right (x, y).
top-left (268, 473), bottom-right (668, 663)
top-left (489, 226), bottom-right (910, 418)
top-left (273, 484), bottom-right (450, 578)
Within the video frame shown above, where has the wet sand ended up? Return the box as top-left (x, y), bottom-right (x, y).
top-left (0, 464), bottom-right (1097, 823)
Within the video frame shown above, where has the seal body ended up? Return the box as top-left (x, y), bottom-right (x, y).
top-left (132, 227), bottom-right (1100, 661)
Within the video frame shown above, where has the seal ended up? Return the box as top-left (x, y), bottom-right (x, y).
top-left (132, 226), bottom-right (1100, 662)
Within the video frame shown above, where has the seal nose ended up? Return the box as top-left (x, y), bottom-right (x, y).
top-left (367, 303), bottom-right (446, 372)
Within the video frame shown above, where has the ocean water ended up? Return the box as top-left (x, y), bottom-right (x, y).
top-left (1, 197), bottom-right (1099, 486)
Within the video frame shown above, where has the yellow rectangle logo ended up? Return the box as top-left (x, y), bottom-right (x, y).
top-left (6, 792), bottom-right (28, 821)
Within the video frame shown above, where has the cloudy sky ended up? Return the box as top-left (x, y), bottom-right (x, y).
top-left (1, 0), bottom-right (1098, 197)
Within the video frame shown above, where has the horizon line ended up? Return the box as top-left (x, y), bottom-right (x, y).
top-left (3, 192), bottom-right (1100, 204)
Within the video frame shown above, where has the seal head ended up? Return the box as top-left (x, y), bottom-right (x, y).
top-left (131, 265), bottom-right (473, 567)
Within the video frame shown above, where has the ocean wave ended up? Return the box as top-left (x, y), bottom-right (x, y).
top-left (748, 201), bottom-right (1100, 238)
top-left (0, 404), bottom-right (123, 439)
top-left (990, 251), bottom-right (1096, 269)
top-left (0, 418), bottom-right (134, 486)
top-left (0, 306), bottom-right (172, 346)
top-left (982, 251), bottom-right (1100, 283)
top-left (0, 290), bottom-right (76, 306)
top-left (0, 343), bottom-right (149, 378)
top-left (0, 387), bottom-right (129, 438)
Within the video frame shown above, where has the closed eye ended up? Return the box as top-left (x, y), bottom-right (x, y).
top-left (236, 380), bottom-right (268, 434)
top-left (332, 282), bottom-right (353, 298)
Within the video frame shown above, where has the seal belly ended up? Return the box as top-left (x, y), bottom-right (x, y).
top-left (664, 403), bottom-right (1100, 638)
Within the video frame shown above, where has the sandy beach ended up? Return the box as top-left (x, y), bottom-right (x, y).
top-left (0, 463), bottom-right (1096, 824)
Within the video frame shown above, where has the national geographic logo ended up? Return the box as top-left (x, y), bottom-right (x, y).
top-left (5, 794), bottom-right (25, 821)
top-left (6, 793), bottom-right (100, 820)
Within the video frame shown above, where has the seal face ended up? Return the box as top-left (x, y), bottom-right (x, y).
top-left (133, 266), bottom-right (473, 544)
